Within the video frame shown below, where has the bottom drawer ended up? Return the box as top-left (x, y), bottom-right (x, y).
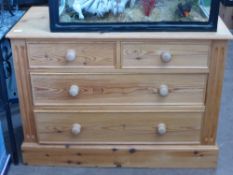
top-left (35, 112), bottom-right (203, 145)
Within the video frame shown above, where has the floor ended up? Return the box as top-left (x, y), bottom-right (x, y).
top-left (6, 41), bottom-right (233, 175)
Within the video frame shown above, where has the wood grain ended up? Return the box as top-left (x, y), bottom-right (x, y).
top-left (7, 7), bottom-right (232, 168)
top-left (33, 105), bottom-right (205, 112)
top-left (30, 73), bottom-right (207, 106)
top-left (29, 67), bottom-right (209, 74)
top-left (22, 143), bottom-right (218, 168)
top-left (122, 42), bottom-right (209, 69)
top-left (11, 40), bottom-right (36, 142)
top-left (202, 41), bottom-right (227, 144)
top-left (27, 43), bottom-right (115, 68)
top-left (35, 112), bottom-right (203, 144)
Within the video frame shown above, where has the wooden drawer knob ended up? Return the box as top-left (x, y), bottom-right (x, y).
top-left (69, 85), bottom-right (80, 97)
top-left (66, 49), bottom-right (77, 62)
top-left (161, 52), bottom-right (172, 63)
top-left (159, 84), bottom-right (169, 97)
top-left (157, 123), bottom-right (167, 135)
top-left (71, 123), bottom-right (82, 135)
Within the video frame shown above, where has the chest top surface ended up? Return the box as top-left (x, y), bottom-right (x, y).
top-left (6, 7), bottom-right (233, 40)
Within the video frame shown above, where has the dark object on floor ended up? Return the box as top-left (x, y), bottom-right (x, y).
top-left (177, 1), bottom-right (192, 17)
top-left (0, 10), bottom-right (24, 164)
top-left (0, 9), bottom-right (26, 164)
top-left (0, 38), bottom-right (19, 165)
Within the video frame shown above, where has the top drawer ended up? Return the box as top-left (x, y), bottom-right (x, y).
top-left (122, 42), bottom-right (210, 69)
top-left (27, 43), bottom-right (116, 68)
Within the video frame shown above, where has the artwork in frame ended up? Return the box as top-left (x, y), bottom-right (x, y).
top-left (49, 0), bottom-right (220, 32)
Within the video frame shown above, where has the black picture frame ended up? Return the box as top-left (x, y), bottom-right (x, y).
top-left (49, 0), bottom-right (220, 32)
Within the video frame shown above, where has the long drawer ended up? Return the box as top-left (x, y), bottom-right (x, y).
top-left (35, 112), bottom-right (203, 144)
top-left (31, 74), bottom-right (207, 106)
top-left (27, 43), bottom-right (116, 68)
top-left (122, 42), bottom-right (209, 69)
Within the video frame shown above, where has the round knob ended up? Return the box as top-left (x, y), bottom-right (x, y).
top-left (157, 123), bottom-right (167, 135)
top-left (69, 85), bottom-right (80, 97)
top-left (71, 123), bottom-right (82, 135)
top-left (159, 84), bottom-right (169, 97)
top-left (66, 49), bottom-right (76, 62)
top-left (161, 52), bottom-right (172, 63)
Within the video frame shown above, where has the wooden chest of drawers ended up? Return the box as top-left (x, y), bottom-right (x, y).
top-left (7, 7), bottom-right (233, 168)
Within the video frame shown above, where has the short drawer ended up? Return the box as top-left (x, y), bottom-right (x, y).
top-left (35, 112), bottom-right (203, 144)
top-left (122, 42), bottom-right (209, 69)
top-left (27, 43), bottom-right (116, 68)
top-left (31, 74), bottom-right (207, 106)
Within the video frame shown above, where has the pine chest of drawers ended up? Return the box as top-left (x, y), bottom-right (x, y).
top-left (7, 7), bottom-right (233, 168)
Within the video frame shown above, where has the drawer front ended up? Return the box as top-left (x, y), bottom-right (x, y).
top-left (31, 74), bottom-right (207, 106)
top-left (35, 112), bottom-right (203, 144)
top-left (122, 42), bottom-right (209, 69)
top-left (27, 43), bottom-right (116, 68)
